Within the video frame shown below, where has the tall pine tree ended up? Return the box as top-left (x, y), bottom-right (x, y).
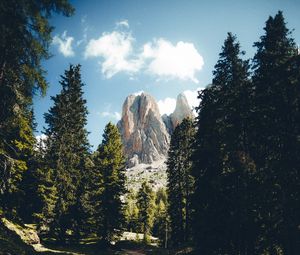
top-left (92, 122), bottom-right (126, 245)
top-left (167, 118), bottom-right (195, 247)
top-left (192, 33), bottom-right (254, 254)
top-left (213, 32), bottom-right (256, 254)
top-left (137, 181), bottom-right (155, 243)
top-left (252, 11), bottom-right (299, 254)
top-left (42, 64), bottom-right (90, 243)
top-left (0, 0), bottom-right (73, 217)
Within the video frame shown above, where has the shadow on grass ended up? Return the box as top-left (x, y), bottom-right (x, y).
top-left (41, 238), bottom-right (174, 255)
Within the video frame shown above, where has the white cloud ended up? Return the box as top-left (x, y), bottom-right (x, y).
top-left (157, 88), bottom-right (203, 116)
top-left (142, 39), bottom-right (204, 83)
top-left (52, 31), bottom-right (75, 57)
top-left (84, 21), bottom-right (204, 82)
top-left (183, 87), bottom-right (204, 114)
top-left (183, 88), bottom-right (201, 109)
top-left (100, 111), bottom-right (121, 121)
top-left (116, 19), bottom-right (129, 28)
top-left (157, 97), bottom-right (176, 115)
top-left (35, 134), bottom-right (47, 150)
top-left (133, 90), bottom-right (144, 96)
top-left (84, 31), bottom-right (142, 78)
top-left (36, 134), bottom-right (47, 142)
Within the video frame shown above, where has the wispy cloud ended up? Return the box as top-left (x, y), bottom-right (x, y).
top-left (96, 104), bottom-right (121, 121)
top-left (116, 19), bottom-right (129, 28)
top-left (77, 15), bottom-right (90, 46)
top-left (52, 31), bottom-right (75, 57)
top-left (100, 111), bottom-right (121, 120)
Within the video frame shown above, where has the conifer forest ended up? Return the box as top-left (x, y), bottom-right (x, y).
top-left (0, 0), bottom-right (300, 254)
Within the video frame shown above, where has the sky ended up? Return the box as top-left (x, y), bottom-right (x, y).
top-left (33, 0), bottom-right (300, 149)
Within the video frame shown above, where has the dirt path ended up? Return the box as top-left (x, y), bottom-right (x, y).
top-left (33, 243), bottom-right (83, 254)
top-left (120, 249), bottom-right (147, 255)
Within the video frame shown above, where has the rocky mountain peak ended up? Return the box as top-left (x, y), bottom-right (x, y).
top-left (118, 91), bottom-right (194, 167)
top-left (118, 92), bottom-right (170, 167)
top-left (163, 93), bottom-right (194, 133)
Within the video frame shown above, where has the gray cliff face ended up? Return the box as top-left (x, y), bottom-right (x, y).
top-left (170, 93), bottom-right (194, 130)
top-left (117, 93), bottom-right (170, 166)
top-left (118, 92), bottom-right (194, 167)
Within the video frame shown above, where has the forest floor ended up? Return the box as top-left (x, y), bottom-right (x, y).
top-left (42, 240), bottom-right (195, 255)
top-left (0, 217), bottom-right (193, 255)
top-left (42, 240), bottom-right (170, 255)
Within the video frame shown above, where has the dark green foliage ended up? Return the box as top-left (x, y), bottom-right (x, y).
top-left (137, 182), bottom-right (155, 243)
top-left (41, 65), bottom-right (90, 242)
top-left (251, 11), bottom-right (300, 254)
top-left (19, 138), bottom-right (57, 224)
top-left (192, 33), bottom-right (255, 254)
top-left (192, 12), bottom-right (300, 255)
top-left (166, 118), bottom-right (195, 247)
top-left (152, 188), bottom-right (168, 247)
top-left (0, 0), bottom-right (74, 216)
top-left (0, 109), bottom-right (36, 218)
top-left (124, 190), bottom-right (140, 233)
top-left (92, 122), bottom-right (126, 244)
top-left (1, 3), bottom-right (300, 252)
top-left (0, 220), bottom-right (37, 255)
top-left (280, 54), bottom-right (300, 254)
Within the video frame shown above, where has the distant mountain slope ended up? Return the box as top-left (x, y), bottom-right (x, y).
top-left (126, 158), bottom-right (167, 191)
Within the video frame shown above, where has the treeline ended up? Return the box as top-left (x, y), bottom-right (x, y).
top-left (1, 0), bottom-right (300, 253)
top-left (0, 0), bottom-right (129, 246)
top-left (166, 11), bottom-right (300, 254)
top-left (2, 62), bottom-right (128, 244)
top-left (125, 185), bottom-right (168, 244)
top-left (0, 0), bottom-right (168, 246)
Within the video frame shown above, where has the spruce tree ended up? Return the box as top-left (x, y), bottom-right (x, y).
top-left (18, 135), bottom-right (56, 223)
top-left (192, 33), bottom-right (254, 254)
top-left (166, 118), bottom-right (195, 247)
top-left (92, 122), bottom-right (126, 244)
top-left (0, 0), bottom-right (73, 217)
top-left (137, 182), bottom-right (155, 243)
top-left (213, 33), bottom-right (256, 254)
top-left (281, 54), bottom-right (300, 253)
top-left (124, 190), bottom-right (140, 233)
top-left (42, 64), bottom-right (90, 242)
top-left (252, 11), bottom-right (299, 254)
top-left (191, 84), bottom-right (227, 254)
top-left (152, 188), bottom-right (168, 247)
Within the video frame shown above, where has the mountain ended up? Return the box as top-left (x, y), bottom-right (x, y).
top-left (163, 93), bottom-right (194, 134)
top-left (118, 92), bottom-right (194, 169)
top-left (117, 93), bottom-right (170, 167)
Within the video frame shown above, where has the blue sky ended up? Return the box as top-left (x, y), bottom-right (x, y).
top-left (34, 0), bottom-right (300, 149)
